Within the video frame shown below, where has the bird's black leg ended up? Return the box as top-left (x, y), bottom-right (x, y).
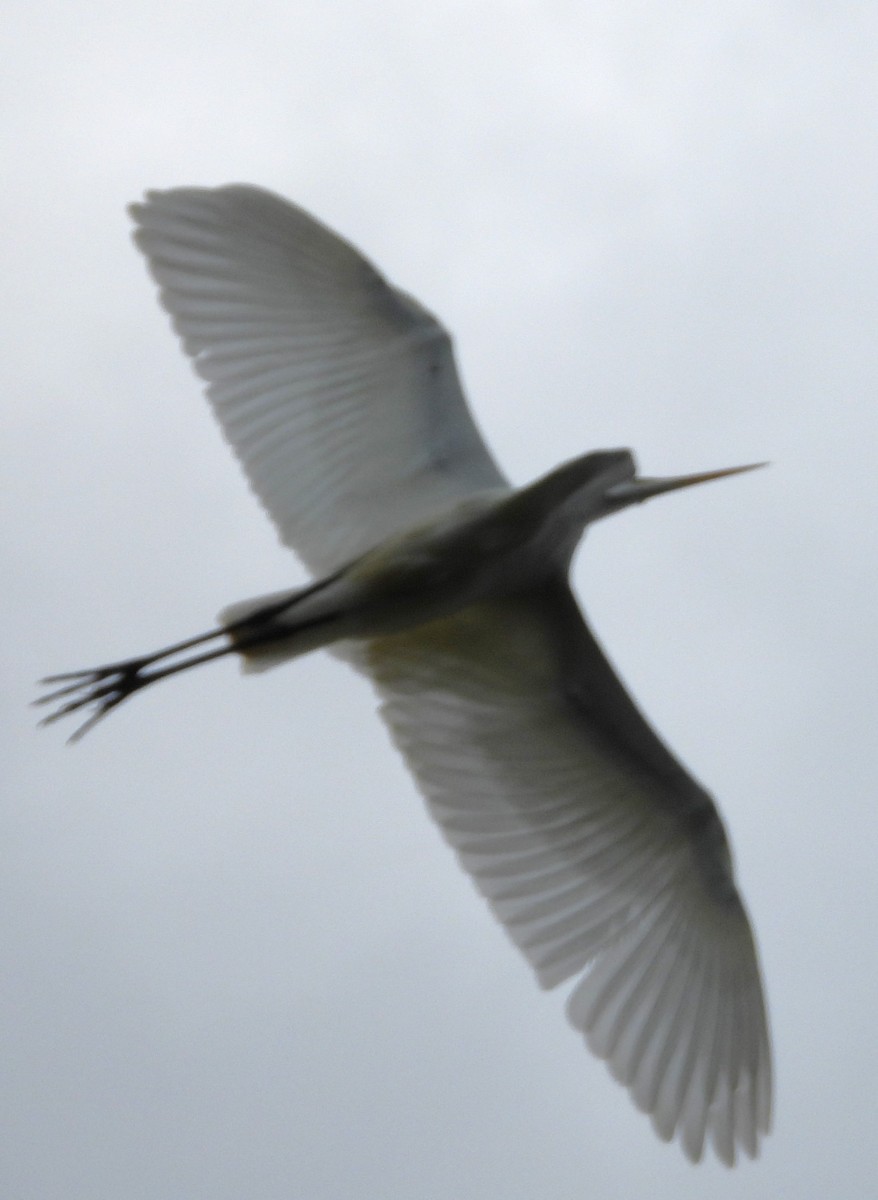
top-left (34, 630), bottom-right (235, 742)
top-left (35, 573), bottom-right (350, 741)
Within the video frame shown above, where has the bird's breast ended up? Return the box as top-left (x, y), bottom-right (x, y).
top-left (340, 499), bottom-right (550, 638)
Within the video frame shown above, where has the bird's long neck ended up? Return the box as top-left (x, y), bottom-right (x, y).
top-left (500, 450), bottom-right (635, 565)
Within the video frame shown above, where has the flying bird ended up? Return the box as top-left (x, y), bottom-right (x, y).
top-left (38, 185), bottom-right (771, 1165)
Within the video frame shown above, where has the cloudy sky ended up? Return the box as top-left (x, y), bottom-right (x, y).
top-left (4, 2), bottom-right (877, 1196)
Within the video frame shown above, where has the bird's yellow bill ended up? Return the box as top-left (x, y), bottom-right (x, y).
top-left (606, 461), bottom-right (768, 504)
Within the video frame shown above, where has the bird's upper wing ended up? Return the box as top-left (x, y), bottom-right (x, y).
top-left (359, 582), bottom-right (771, 1166)
top-left (129, 185), bottom-right (508, 575)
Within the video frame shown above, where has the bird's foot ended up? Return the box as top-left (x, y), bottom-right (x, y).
top-left (34, 658), bottom-right (153, 741)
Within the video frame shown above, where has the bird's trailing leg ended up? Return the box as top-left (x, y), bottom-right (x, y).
top-left (35, 630), bottom-right (237, 742)
top-left (35, 576), bottom-right (345, 741)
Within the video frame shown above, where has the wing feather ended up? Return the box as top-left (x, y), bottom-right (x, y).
top-left (129, 185), bottom-right (508, 575)
top-left (360, 585), bottom-right (771, 1165)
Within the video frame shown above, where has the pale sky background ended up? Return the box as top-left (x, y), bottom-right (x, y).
top-left (3, 3), bottom-right (877, 1197)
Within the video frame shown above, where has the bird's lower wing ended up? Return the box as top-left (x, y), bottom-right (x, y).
top-left (357, 585), bottom-right (771, 1165)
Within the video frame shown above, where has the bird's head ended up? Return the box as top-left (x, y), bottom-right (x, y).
top-left (528, 450), bottom-right (766, 559)
top-left (535, 449), bottom-right (766, 526)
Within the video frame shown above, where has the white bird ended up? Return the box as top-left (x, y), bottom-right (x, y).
top-left (39, 185), bottom-right (771, 1165)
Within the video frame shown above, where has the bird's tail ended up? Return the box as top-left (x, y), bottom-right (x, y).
top-left (219, 573), bottom-right (358, 673)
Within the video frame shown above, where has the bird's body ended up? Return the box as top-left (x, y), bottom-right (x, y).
top-left (225, 450), bottom-right (635, 655)
top-left (39, 185), bottom-right (771, 1166)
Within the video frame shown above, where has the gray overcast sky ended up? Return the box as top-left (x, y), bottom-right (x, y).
top-left (4, 2), bottom-right (877, 1197)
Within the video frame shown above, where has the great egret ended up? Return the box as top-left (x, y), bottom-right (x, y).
top-left (38, 186), bottom-right (771, 1165)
